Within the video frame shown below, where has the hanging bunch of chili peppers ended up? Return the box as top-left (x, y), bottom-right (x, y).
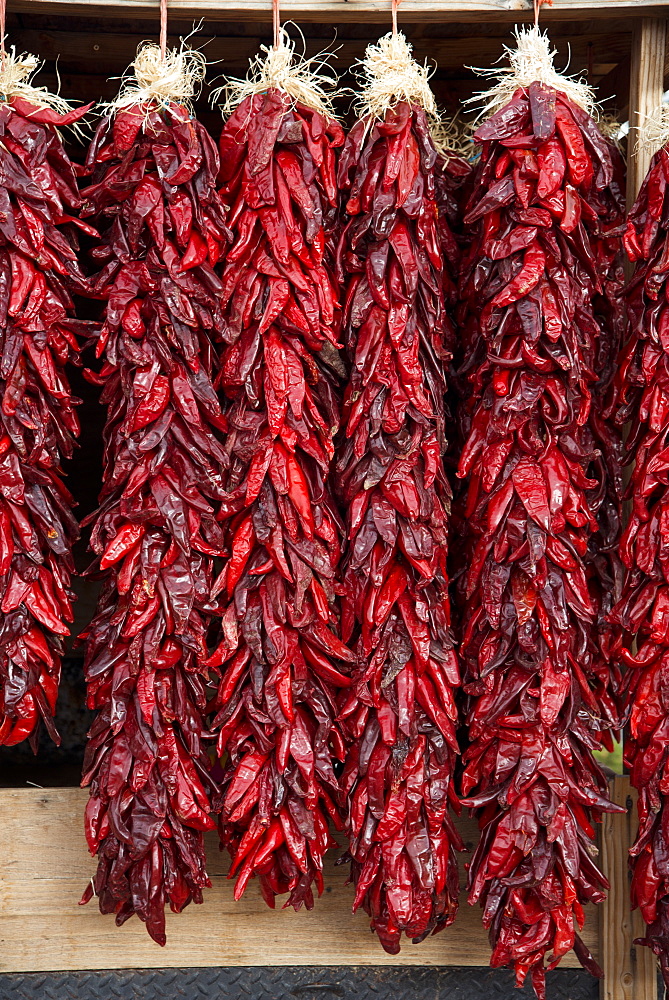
top-left (454, 27), bottom-right (624, 999)
top-left (611, 138), bottom-right (669, 987)
top-left (210, 29), bottom-right (350, 910)
top-left (335, 30), bottom-right (461, 954)
top-left (0, 54), bottom-right (92, 749)
top-left (78, 42), bottom-right (230, 943)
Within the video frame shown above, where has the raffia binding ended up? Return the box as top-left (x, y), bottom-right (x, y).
top-left (214, 26), bottom-right (339, 119)
top-left (0, 47), bottom-right (75, 115)
top-left (637, 104), bottom-right (669, 157)
top-left (431, 113), bottom-right (475, 161)
top-left (355, 30), bottom-right (438, 122)
top-left (108, 40), bottom-right (206, 114)
top-left (469, 25), bottom-right (597, 120)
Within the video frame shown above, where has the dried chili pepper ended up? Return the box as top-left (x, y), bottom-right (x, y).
top-left (454, 29), bottom-right (624, 999)
top-left (334, 33), bottom-right (461, 954)
top-left (211, 36), bottom-right (349, 910)
top-left (610, 141), bottom-right (669, 987)
top-left (0, 59), bottom-right (93, 749)
top-left (78, 44), bottom-right (229, 944)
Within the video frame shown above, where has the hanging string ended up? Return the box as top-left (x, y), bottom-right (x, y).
top-left (272, 0), bottom-right (281, 51)
top-left (0, 0), bottom-right (6, 71)
top-left (533, 0), bottom-right (553, 28)
top-left (160, 0), bottom-right (168, 60)
top-left (391, 0), bottom-right (400, 38)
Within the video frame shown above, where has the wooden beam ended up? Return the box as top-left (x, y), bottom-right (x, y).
top-left (10, 27), bottom-right (629, 74)
top-left (599, 776), bottom-right (657, 1000)
top-left (6, 0), bottom-right (669, 24)
top-left (0, 787), bottom-right (599, 974)
top-left (627, 16), bottom-right (668, 203)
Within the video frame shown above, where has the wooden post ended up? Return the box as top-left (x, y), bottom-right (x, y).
top-left (627, 17), bottom-right (668, 204)
top-left (599, 776), bottom-right (657, 1000)
top-left (605, 20), bottom-right (669, 1000)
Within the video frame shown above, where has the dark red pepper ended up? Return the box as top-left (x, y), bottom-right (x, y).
top-left (335, 97), bottom-right (462, 954)
top-left (212, 85), bottom-right (350, 910)
top-left (454, 80), bottom-right (625, 999)
top-left (79, 91), bottom-right (229, 944)
top-left (0, 92), bottom-right (93, 748)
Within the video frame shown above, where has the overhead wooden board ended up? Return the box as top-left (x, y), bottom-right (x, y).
top-left (0, 787), bottom-right (598, 974)
top-left (6, 0), bottom-right (669, 23)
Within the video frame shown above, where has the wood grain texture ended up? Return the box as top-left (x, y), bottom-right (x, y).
top-left (0, 787), bottom-right (598, 973)
top-left (599, 776), bottom-right (657, 1000)
top-left (627, 17), bottom-right (668, 204)
top-left (5, 0), bottom-right (669, 23)
top-left (8, 27), bottom-right (629, 74)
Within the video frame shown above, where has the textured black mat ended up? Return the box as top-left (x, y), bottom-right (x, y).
top-left (0, 966), bottom-right (600, 1000)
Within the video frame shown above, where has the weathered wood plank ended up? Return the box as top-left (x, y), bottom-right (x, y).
top-left (9, 27), bottom-right (629, 74)
top-left (0, 787), bottom-right (598, 973)
top-left (627, 16), bottom-right (668, 202)
top-left (599, 776), bottom-right (657, 1000)
top-left (6, 0), bottom-right (669, 24)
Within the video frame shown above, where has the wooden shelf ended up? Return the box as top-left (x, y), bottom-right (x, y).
top-left (6, 0), bottom-right (669, 24)
top-left (0, 786), bottom-right (599, 974)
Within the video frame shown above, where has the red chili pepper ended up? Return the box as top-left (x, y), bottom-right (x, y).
top-left (79, 91), bottom-right (228, 944)
top-left (454, 77), bottom-right (625, 999)
top-left (0, 91), bottom-right (93, 749)
top-left (212, 85), bottom-right (349, 911)
top-left (335, 97), bottom-right (463, 954)
top-left (610, 144), bottom-right (669, 988)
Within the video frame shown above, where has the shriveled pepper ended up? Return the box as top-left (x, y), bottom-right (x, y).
top-left (211, 46), bottom-right (350, 912)
top-left (610, 142), bottom-right (669, 988)
top-left (0, 78), bottom-right (93, 748)
top-left (453, 29), bottom-right (625, 1000)
top-left (79, 48), bottom-right (228, 945)
top-left (335, 33), bottom-right (462, 955)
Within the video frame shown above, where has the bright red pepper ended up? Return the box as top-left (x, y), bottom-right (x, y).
top-left (610, 144), bottom-right (669, 988)
top-left (454, 72), bottom-right (625, 999)
top-left (79, 80), bottom-right (228, 944)
top-left (0, 92), bottom-right (92, 748)
top-left (336, 95), bottom-right (462, 954)
top-left (212, 83), bottom-right (349, 911)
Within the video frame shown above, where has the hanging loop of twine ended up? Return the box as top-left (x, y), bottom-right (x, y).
top-left (0, 0), bottom-right (6, 71)
top-left (160, 0), bottom-right (168, 60)
top-left (533, 0), bottom-right (553, 28)
top-left (391, 0), bottom-right (400, 38)
top-left (273, 0), bottom-right (281, 50)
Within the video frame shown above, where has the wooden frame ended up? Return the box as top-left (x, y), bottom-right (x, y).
top-left (6, 0), bottom-right (669, 23)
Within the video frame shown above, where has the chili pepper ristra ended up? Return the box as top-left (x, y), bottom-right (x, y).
top-left (79, 39), bottom-right (228, 944)
top-left (0, 45), bottom-right (93, 749)
top-left (455, 27), bottom-right (624, 999)
top-left (211, 26), bottom-right (350, 910)
top-left (335, 29), bottom-right (462, 954)
top-left (610, 121), bottom-right (669, 988)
